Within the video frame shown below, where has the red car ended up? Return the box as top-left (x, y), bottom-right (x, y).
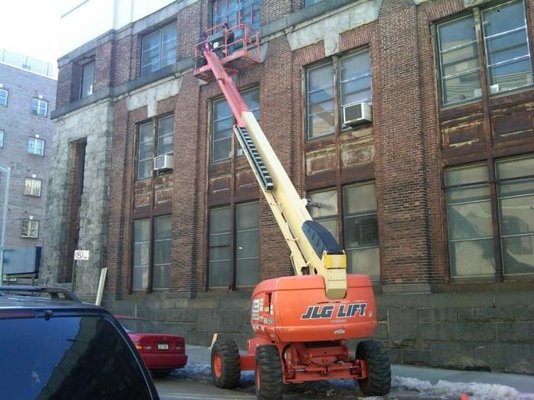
top-left (116, 315), bottom-right (188, 377)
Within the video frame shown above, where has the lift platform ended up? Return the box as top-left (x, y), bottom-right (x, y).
top-left (193, 23), bottom-right (260, 82)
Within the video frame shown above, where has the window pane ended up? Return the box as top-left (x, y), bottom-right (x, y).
top-left (340, 51), bottom-right (371, 105)
top-left (450, 239), bottom-right (496, 277)
top-left (236, 202), bottom-right (259, 287)
top-left (209, 207), bottom-right (232, 287)
top-left (133, 219), bottom-right (150, 290)
top-left (438, 16), bottom-right (481, 105)
top-left (344, 214), bottom-right (378, 247)
top-left (0, 89), bottom-right (8, 106)
top-left (497, 156), bottom-right (534, 275)
top-left (445, 164), bottom-right (488, 186)
top-left (141, 24), bottom-right (176, 75)
top-left (137, 122), bottom-right (153, 180)
top-left (309, 190), bottom-right (337, 218)
top-left (157, 115), bottom-right (174, 156)
top-left (496, 155), bottom-right (534, 180)
top-left (445, 165), bottom-right (494, 277)
top-left (343, 183), bottom-right (379, 279)
top-left (447, 201), bottom-right (493, 240)
top-left (483, 0), bottom-right (532, 91)
top-left (81, 61), bottom-right (95, 98)
top-left (347, 247), bottom-right (380, 280)
top-left (307, 64), bottom-right (334, 139)
top-left (343, 183), bottom-right (376, 214)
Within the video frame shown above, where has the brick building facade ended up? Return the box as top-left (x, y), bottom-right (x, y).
top-left (0, 55), bottom-right (56, 277)
top-left (42, 0), bottom-right (534, 373)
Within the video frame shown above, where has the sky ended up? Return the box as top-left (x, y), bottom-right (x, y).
top-left (0, 1), bottom-right (73, 65)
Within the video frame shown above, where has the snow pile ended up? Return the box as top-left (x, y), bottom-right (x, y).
top-left (395, 376), bottom-right (534, 400)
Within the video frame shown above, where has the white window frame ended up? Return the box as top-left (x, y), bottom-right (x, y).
top-left (24, 177), bottom-right (42, 197)
top-left (31, 98), bottom-right (48, 117)
top-left (28, 138), bottom-right (45, 156)
top-left (0, 88), bottom-right (8, 107)
top-left (21, 219), bottom-right (39, 239)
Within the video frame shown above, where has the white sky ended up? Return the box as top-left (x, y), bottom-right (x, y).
top-left (0, 1), bottom-right (73, 65)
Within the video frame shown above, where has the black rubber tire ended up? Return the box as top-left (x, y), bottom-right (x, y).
top-left (211, 337), bottom-right (241, 389)
top-left (356, 340), bottom-right (391, 396)
top-left (255, 345), bottom-right (283, 400)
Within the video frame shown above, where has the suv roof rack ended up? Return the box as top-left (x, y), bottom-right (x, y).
top-left (0, 285), bottom-right (81, 302)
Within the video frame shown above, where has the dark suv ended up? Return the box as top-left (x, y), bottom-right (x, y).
top-left (0, 285), bottom-right (159, 399)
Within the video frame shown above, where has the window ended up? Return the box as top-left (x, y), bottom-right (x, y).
top-left (445, 165), bottom-right (495, 277)
top-left (24, 178), bottom-right (42, 197)
top-left (343, 183), bottom-right (380, 280)
top-left (496, 156), bottom-right (534, 276)
top-left (437, 0), bottom-right (532, 106)
top-left (28, 138), bottom-right (45, 156)
top-left (81, 61), bottom-right (95, 98)
top-left (140, 23), bottom-right (177, 75)
top-left (212, 87), bottom-right (259, 162)
top-left (21, 219), bottom-right (39, 239)
top-left (136, 114), bottom-right (174, 180)
top-left (31, 98), bottom-right (48, 117)
top-left (211, 0), bottom-right (260, 30)
top-left (0, 88), bottom-right (8, 107)
top-left (209, 202), bottom-right (259, 288)
top-left (306, 49), bottom-right (372, 139)
top-left (0, 129), bottom-right (4, 147)
top-left (308, 189), bottom-right (339, 241)
top-left (132, 215), bottom-right (172, 290)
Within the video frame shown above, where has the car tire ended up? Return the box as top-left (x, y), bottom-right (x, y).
top-left (255, 345), bottom-right (283, 400)
top-left (211, 337), bottom-right (241, 388)
top-left (356, 340), bottom-right (391, 396)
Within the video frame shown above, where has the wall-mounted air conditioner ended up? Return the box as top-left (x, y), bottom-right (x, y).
top-left (342, 102), bottom-right (372, 126)
top-left (154, 154), bottom-right (173, 171)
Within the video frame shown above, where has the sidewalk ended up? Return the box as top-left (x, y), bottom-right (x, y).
top-left (186, 345), bottom-right (534, 394)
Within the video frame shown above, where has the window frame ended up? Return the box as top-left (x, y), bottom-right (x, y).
top-left (140, 22), bottom-right (177, 76)
top-left (21, 219), bottom-right (39, 239)
top-left (0, 88), bottom-right (8, 107)
top-left (132, 214), bottom-right (172, 291)
top-left (208, 201), bottom-right (260, 289)
top-left (211, 0), bottom-right (260, 31)
top-left (0, 129), bottom-right (4, 148)
top-left (24, 177), bottom-right (42, 197)
top-left (495, 155), bottom-right (534, 276)
top-left (135, 114), bottom-right (174, 181)
top-left (80, 60), bottom-right (95, 99)
top-left (27, 137), bottom-right (45, 156)
top-left (444, 163), bottom-right (496, 279)
top-left (436, 0), bottom-right (533, 108)
top-left (31, 98), bottom-right (48, 117)
top-left (305, 48), bottom-right (373, 141)
top-left (211, 87), bottom-right (260, 163)
top-left (342, 182), bottom-right (380, 280)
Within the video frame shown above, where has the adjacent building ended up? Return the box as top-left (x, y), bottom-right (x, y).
top-left (42, 0), bottom-right (534, 373)
top-left (0, 50), bottom-right (56, 278)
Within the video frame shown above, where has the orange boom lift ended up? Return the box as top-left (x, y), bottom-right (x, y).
top-left (194, 23), bottom-right (391, 400)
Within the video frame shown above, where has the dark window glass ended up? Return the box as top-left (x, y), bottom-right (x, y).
top-left (0, 313), bottom-right (153, 399)
top-left (81, 61), bottom-right (95, 98)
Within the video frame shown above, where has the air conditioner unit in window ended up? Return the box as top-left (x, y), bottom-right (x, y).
top-left (342, 102), bottom-right (372, 126)
top-left (154, 154), bottom-right (173, 171)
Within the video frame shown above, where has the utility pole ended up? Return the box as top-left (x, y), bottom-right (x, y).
top-left (0, 165), bottom-right (11, 283)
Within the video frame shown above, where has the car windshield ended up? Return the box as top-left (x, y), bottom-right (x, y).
top-left (118, 317), bottom-right (160, 333)
top-left (0, 312), bottom-right (155, 399)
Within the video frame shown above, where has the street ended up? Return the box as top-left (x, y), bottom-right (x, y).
top-left (153, 346), bottom-right (534, 400)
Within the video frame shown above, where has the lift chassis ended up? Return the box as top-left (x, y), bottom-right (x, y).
top-left (194, 23), bottom-right (391, 400)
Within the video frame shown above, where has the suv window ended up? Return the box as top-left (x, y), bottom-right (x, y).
top-left (1, 311), bottom-right (156, 399)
